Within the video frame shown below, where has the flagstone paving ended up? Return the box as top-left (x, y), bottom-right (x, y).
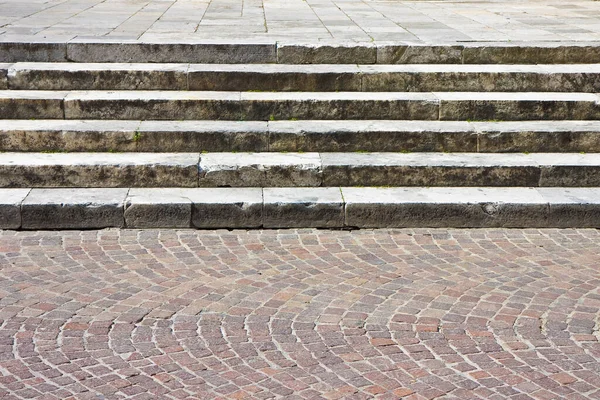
top-left (0, 228), bottom-right (599, 399)
top-left (1, 0), bottom-right (600, 43)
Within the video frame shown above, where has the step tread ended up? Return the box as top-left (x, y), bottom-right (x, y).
top-left (3, 187), bottom-right (600, 229)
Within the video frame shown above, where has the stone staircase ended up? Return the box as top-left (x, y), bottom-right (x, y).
top-left (1, 41), bottom-right (600, 230)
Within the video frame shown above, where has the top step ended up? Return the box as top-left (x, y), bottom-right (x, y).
top-left (2, 40), bottom-right (600, 64)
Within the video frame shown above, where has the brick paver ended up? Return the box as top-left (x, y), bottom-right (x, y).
top-left (0, 228), bottom-right (599, 399)
top-left (1, 0), bottom-right (600, 43)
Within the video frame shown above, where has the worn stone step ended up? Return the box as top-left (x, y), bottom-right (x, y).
top-left (3, 152), bottom-right (600, 188)
top-left (3, 187), bottom-right (600, 229)
top-left (5, 63), bottom-right (600, 92)
top-left (2, 91), bottom-right (600, 120)
top-left (2, 40), bottom-right (600, 64)
top-left (5, 120), bottom-right (600, 153)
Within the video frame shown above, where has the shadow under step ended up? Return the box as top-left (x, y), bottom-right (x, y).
top-left (3, 120), bottom-right (600, 153)
top-left (2, 152), bottom-right (600, 188)
top-left (2, 91), bottom-right (600, 121)
top-left (3, 187), bottom-right (600, 230)
top-left (4, 63), bottom-right (600, 92)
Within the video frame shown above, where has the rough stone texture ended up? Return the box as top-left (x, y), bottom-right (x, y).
top-left (8, 62), bottom-right (189, 90)
top-left (539, 188), bottom-right (600, 228)
top-left (269, 120), bottom-right (476, 152)
top-left (67, 40), bottom-right (277, 63)
top-left (0, 41), bottom-right (67, 62)
top-left (277, 42), bottom-right (377, 64)
top-left (0, 152), bottom-right (200, 188)
top-left (462, 42), bottom-right (600, 64)
top-left (377, 44), bottom-right (463, 64)
top-left (188, 188), bottom-right (263, 228)
top-left (0, 120), bottom-right (141, 152)
top-left (535, 153), bottom-right (600, 187)
top-left (189, 64), bottom-right (361, 91)
top-left (343, 187), bottom-right (550, 228)
top-left (474, 121), bottom-right (600, 153)
top-left (263, 187), bottom-right (344, 228)
top-left (0, 64), bottom-right (9, 89)
top-left (0, 90), bottom-right (65, 119)
top-left (240, 92), bottom-right (440, 120)
top-left (125, 188), bottom-right (192, 228)
top-left (321, 152), bottom-right (541, 187)
top-left (199, 152), bottom-right (322, 187)
top-left (137, 121), bottom-right (268, 152)
top-left (20, 188), bottom-right (127, 229)
top-left (64, 91), bottom-right (242, 120)
top-left (437, 92), bottom-right (600, 121)
top-left (0, 189), bottom-right (29, 229)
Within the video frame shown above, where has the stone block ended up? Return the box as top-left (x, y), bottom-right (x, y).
top-left (188, 188), bottom-right (263, 228)
top-left (0, 189), bottom-right (30, 229)
top-left (125, 188), bottom-right (192, 228)
top-left (0, 90), bottom-right (66, 119)
top-left (277, 42), bottom-right (376, 64)
top-left (0, 41), bottom-right (67, 62)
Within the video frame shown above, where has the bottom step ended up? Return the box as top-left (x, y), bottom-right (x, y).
top-left (2, 187), bottom-right (600, 229)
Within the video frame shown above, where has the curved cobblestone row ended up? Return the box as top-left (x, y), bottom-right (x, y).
top-left (0, 229), bottom-right (599, 399)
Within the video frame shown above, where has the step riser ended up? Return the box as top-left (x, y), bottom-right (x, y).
top-left (6, 66), bottom-right (600, 92)
top-left (4, 124), bottom-right (600, 153)
top-left (2, 42), bottom-right (600, 64)
top-left (3, 94), bottom-right (600, 121)
top-left (3, 188), bottom-right (600, 230)
top-left (2, 155), bottom-right (600, 188)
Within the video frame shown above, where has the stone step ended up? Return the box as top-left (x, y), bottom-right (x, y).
top-left (2, 152), bottom-right (600, 188)
top-left (5, 63), bottom-right (600, 92)
top-left (2, 40), bottom-right (600, 64)
top-left (2, 91), bottom-right (600, 121)
top-left (3, 120), bottom-right (600, 153)
top-left (3, 187), bottom-right (600, 229)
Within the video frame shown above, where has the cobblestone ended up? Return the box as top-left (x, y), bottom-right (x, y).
top-left (0, 228), bottom-right (599, 398)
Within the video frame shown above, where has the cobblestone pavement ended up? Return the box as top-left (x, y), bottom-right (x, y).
top-left (0, 229), bottom-right (599, 399)
top-left (1, 0), bottom-right (600, 43)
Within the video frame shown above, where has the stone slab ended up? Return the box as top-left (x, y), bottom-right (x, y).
top-left (538, 188), bottom-right (600, 228)
top-left (0, 90), bottom-right (66, 119)
top-left (343, 187), bottom-right (550, 228)
top-left (0, 41), bottom-right (67, 62)
top-left (263, 187), bottom-right (344, 228)
top-left (0, 189), bottom-right (29, 229)
top-left (21, 188), bottom-right (127, 229)
top-left (0, 64), bottom-right (9, 89)
top-left (0, 152), bottom-right (200, 187)
top-left (125, 188), bottom-right (192, 228)
top-left (67, 40), bottom-right (277, 63)
top-left (277, 42), bottom-right (376, 64)
top-left (8, 62), bottom-right (189, 90)
top-left (187, 188), bottom-right (263, 228)
top-left (377, 43), bottom-right (463, 64)
top-left (533, 153), bottom-right (600, 187)
top-left (199, 152), bottom-right (322, 187)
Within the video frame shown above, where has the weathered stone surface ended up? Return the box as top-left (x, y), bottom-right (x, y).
top-left (67, 40), bottom-right (277, 63)
top-left (137, 121), bottom-right (268, 152)
top-left (0, 189), bottom-right (29, 229)
top-left (0, 41), bottom-right (67, 62)
top-left (189, 64), bottom-right (361, 91)
top-left (199, 152), bottom-right (321, 187)
top-left (437, 92), bottom-right (600, 121)
top-left (0, 152), bottom-right (200, 187)
top-left (188, 188), bottom-right (263, 228)
top-left (474, 121), bottom-right (600, 153)
top-left (277, 42), bottom-right (376, 64)
top-left (0, 120), bottom-right (141, 152)
top-left (21, 188), bottom-right (127, 229)
top-left (240, 92), bottom-right (440, 120)
top-left (462, 42), bottom-right (600, 64)
top-left (343, 187), bottom-right (549, 228)
top-left (535, 153), bottom-right (600, 187)
top-left (125, 188), bottom-right (192, 228)
top-left (0, 90), bottom-right (65, 119)
top-left (539, 188), bottom-right (600, 228)
top-left (321, 152), bottom-right (541, 187)
top-left (268, 120), bottom-right (476, 152)
top-left (64, 91), bottom-right (241, 120)
top-left (377, 43), bottom-right (463, 64)
top-left (360, 64), bottom-right (600, 93)
top-left (263, 187), bottom-right (344, 228)
top-left (0, 64), bottom-right (9, 89)
top-left (8, 62), bottom-right (189, 90)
